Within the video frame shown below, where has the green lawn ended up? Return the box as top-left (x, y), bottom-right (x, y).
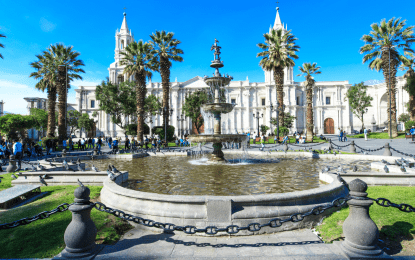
top-left (316, 186), bottom-right (415, 255)
top-left (0, 176), bottom-right (133, 259)
top-left (347, 132), bottom-right (406, 139)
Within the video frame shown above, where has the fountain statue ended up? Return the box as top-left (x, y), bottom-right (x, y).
top-left (188, 39), bottom-right (247, 163)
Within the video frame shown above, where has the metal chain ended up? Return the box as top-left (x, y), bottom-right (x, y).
top-left (368, 197), bottom-right (415, 213)
top-left (0, 203), bottom-right (72, 230)
top-left (390, 147), bottom-right (415, 158)
top-left (331, 142), bottom-right (351, 148)
top-left (354, 144), bottom-right (384, 152)
top-left (93, 197), bottom-right (349, 235)
top-left (288, 142), bottom-right (326, 148)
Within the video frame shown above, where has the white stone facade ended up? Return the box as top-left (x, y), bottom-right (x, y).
top-left (74, 9), bottom-right (410, 138)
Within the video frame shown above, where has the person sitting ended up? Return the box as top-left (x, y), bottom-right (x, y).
top-left (299, 137), bottom-right (305, 144)
top-left (296, 133), bottom-right (300, 144)
top-left (283, 135), bottom-right (289, 144)
top-left (410, 126), bottom-right (415, 141)
top-left (319, 134), bottom-right (326, 141)
top-left (175, 138), bottom-right (179, 147)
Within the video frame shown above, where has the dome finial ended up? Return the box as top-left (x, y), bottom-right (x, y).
top-left (123, 6), bottom-right (127, 16)
top-left (276, 1), bottom-right (280, 11)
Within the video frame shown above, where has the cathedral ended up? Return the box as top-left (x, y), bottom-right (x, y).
top-left (74, 8), bottom-right (409, 138)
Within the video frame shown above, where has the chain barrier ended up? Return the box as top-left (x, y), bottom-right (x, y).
top-left (93, 196), bottom-right (349, 235)
top-left (331, 142), bottom-right (352, 148)
top-left (390, 147), bottom-right (415, 158)
top-left (0, 203), bottom-right (72, 230)
top-left (354, 144), bottom-right (384, 152)
top-left (367, 197), bottom-right (415, 213)
top-left (287, 142), bottom-right (326, 148)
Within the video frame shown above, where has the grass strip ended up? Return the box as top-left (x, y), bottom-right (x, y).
top-left (347, 132), bottom-right (406, 139)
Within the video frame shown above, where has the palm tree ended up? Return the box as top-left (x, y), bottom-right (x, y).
top-left (297, 63), bottom-right (321, 142)
top-left (120, 40), bottom-right (157, 142)
top-left (360, 17), bottom-right (415, 137)
top-left (399, 56), bottom-right (415, 121)
top-left (30, 44), bottom-right (85, 140)
top-left (149, 30), bottom-right (184, 127)
top-left (44, 44), bottom-right (85, 141)
top-left (0, 32), bottom-right (5, 59)
top-left (30, 53), bottom-right (57, 137)
top-left (257, 28), bottom-right (300, 126)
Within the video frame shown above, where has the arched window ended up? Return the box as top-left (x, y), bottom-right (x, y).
top-left (121, 40), bottom-right (124, 49)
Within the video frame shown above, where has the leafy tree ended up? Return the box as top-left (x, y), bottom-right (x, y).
top-left (0, 31), bottom-right (5, 59)
top-left (78, 113), bottom-right (94, 137)
top-left (399, 56), bottom-right (415, 120)
top-left (183, 90), bottom-right (208, 134)
top-left (153, 125), bottom-right (175, 142)
top-left (126, 123), bottom-right (150, 136)
top-left (360, 17), bottom-right (415, 137)
top-left (144, 94), bottom-right (162, 123)
top-left (275, 127), bottom-right (289, 136)
top-left (345, 82), bottom-right (373, 131)
top-left (398, 113), bottom-right (410, 123)
top-left (67, 110), bottom-right (82, 136)
top-left (120, 40), bottom-right (157, 142)
top-left (0, 114), bottom-right (35, 140)
top-left (150, 30), bottom-right (184, 127)
top-left (271, 112), bottom-right (296, 129)
top-left (297, 62), bottom-right (321, 142)
top-left (95, 80), bottom-right (136, 135)
top-left (257, 28), bottom-right (300, 126)
top-left (260, 125), bottom-right (270, 135)
top-left (29, 108), bottom-right (48, 133)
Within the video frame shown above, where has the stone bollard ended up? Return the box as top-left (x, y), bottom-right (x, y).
top-left (337, 178), bottom-right (389, 259)
top-left (62, 149), bottom-right (67, 157)
top-left (59, 183), bottom-right (102, 258)
top-left (6, 155), bottom-right (17, 173)
top-left (328, 139), bottom-right (333, 151)
top-left (349, 141), bottom-right (356, 153)
top-left (383, 143), bottom-right (392, 156)
top-left (283, 143), bottom-right (288, 152)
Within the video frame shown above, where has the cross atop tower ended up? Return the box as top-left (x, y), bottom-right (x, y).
top-left (276, 1), bottom-right (279, 10)
top-left (123, 7), bottom-right (127, 16)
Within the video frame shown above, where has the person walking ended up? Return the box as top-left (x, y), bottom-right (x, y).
top-left (410, 126), bottom-right (415, 141)
top-left (339, 130), bottom-right (343, 142)
top-left (125, 137), bottom-right (130, 150)
top-left (108, 137), bottom-right (112, 149)
top-left (343, 130), bottom-right (347, 142)
top-left (97, 137), bottom-right (102, 152)
top-left (364, 128), bottom-right (368, 141)
top-left (13, 139), bottom-right (23, 169)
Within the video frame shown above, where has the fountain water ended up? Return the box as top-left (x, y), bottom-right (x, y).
top-left (188, 39), bottom-right (247, 163)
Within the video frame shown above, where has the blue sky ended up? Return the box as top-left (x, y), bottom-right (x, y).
top-left (0, 0), bottom-right (414, 114)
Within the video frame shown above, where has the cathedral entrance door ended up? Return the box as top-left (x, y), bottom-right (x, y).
top-left (324, 118), bottom-right (334, 134)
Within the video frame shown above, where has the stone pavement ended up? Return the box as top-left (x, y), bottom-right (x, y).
top-left (84, 228), bottom-right (351, 260)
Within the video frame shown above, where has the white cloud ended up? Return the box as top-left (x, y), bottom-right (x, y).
top-left (40, 17), bottom-right (56, 32)
top-left (0, 79), bottom-right (30, 89)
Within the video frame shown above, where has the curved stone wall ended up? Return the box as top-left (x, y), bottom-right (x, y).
top-left (101, 174), bottom-right (348, 236)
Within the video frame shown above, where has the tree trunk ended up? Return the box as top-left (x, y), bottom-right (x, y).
top-left (382, 49), bottom-right (398, 138)
top-left (273, 67), bottom-right (285, 126)
top-left (47, 86), bottom-right (57, 138)
top-left (57, 66), bottom-right (66, 142)
top-left (136, 71), bottom-right (146, 142)
top-left (410, 94), bottom-right (415, 121)
top-left (160, 56), bottom-right (170, 127)
top-left (306, 85), bottom-right (314, 142)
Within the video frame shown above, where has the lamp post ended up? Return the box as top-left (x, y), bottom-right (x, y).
top-left (160, 107), bottom-right (173, 143)
top-left (177, 114), bottom-right (185, 138)
top-left (270, 103), bottom-right (275, 136)
top-left (253, 111), bottom-right (263, 137)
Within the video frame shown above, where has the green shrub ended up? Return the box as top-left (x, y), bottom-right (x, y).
top-left (125, 123), bottom-right (149, 135)
top-left (405, 120), bottom-right (415, 131)
top-left (275, 127), bottom-right (289, 136)
top-left (153, 125), bottom-right (175, 141)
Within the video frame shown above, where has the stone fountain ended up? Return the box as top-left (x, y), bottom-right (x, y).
top-left (188, 39), bottom-right (247, 163)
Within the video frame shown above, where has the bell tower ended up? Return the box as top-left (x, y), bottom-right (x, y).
top-left (109, 12), bottom-right (134, 84)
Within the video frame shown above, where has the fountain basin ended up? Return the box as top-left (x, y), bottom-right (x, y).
top-left (101, 173), bottom-right (347, 236)
top-left (202, 103), bottom-right (234, 114)
top-left (188, 134), bottom-right (247, 143)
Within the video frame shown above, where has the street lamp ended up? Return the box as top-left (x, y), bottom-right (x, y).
top-left (382, 46), bottom-right (392, 139)
top-left (270, 103), bottom-right (275, 136)
top-left (253, 112), bottom-right (263, 137)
